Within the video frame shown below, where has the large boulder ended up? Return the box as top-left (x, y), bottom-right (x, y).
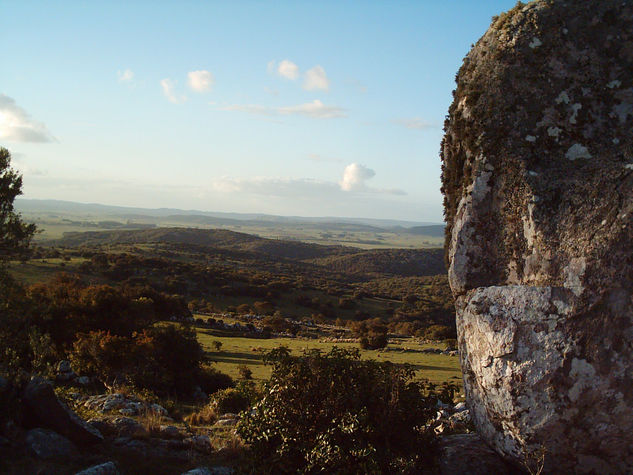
top-left (22, 376), bottom-right (103, 445)
top-left (441, 0), bottom-right (633, 473)
top-left (25, 428), bottom-right (78, 461)
top-left (439, 434), bottom-right (516, 475)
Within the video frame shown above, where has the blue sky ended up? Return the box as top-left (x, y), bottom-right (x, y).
top-left (1, 0), bottom-right (517, 222)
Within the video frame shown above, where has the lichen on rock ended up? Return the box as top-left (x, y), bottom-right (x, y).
top-left (441, 0), bottom-right (633, 473)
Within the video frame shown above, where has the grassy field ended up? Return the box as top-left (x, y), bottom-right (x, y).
top-left (195, 324), bottom-right (463, 393)
top-left (23, 213), bottom-right (443, 249)
top-left (8, 257), bottom-right (89, 285)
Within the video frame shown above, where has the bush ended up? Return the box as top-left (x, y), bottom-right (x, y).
top-left (424, 324), bottom-right (456, 341)
top-left (237, 347), bottom-right (443, 474)
top-left (238, 364), bottom-right (253, 380)
top-left (70, 325), bottom-right (216, 397)
top-left (198, 364), bottom-right (234, 395)
top-left (350, 318), bottom-right (389, 350)
top-left (211, 387), bottom-right (251, 414)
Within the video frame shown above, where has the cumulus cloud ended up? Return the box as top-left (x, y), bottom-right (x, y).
top-left (339, 163), bottom-right (406, 195)
top-left (277, 59), bottom-right (299, 80)
top-left (217, 100), bottom-right (346, 119)
top-left (392, 118), bottom-right (435, 130)
top-left (303, 65), bottom-right (329, 91)
top-left (340, 163), bottom-right (376, 191)
top-left (160, 79), bottom-right (187, 104)
top-left (117, 69), bottom-right (134, 83)
top-left (0, 94), bottom-right (55, 143)
top-left (188, 70), bottom-right (214, 92)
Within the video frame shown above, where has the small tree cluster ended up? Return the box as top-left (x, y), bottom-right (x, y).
top-left (237, 347), bottom-right (444, 474)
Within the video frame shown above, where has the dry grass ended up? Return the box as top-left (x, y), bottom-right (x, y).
top-left (186, 404), bottom-right (218, 426)
top-left (139, 407), bottom-right (165, 436)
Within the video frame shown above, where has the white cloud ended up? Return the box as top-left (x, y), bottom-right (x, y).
top-left (0, 94), bottom-right (55, 143)
top-left (278, 100), bottom-right (345, 119)
top-left (340, 163), bottom-right (406, 195)
top-left (392, 118), bottom-right (435, 130)
top-left (188, 70), bottom-right (214, 92)
top-left (160, 79), bottom-right (187, 104)
top-left (303, 65), bottom-right (330, 91)
top-left (340, 163), bottom-right (375, 191)
top-left (217, 99), bottom-right (346, 119)
top-left (277, 60), bottom-right (299, 80)
top-left (117, 69), bottom-right (134, 83)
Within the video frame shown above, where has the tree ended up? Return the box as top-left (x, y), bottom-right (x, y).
top-left (0, 148), bottom-right (36, 261)
top-left (0, 148), bottom-right (38, 376)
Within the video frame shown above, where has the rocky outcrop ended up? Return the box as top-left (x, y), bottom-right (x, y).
top-left (439, 434), bottom-right (516, 475)
top-left (74, 462), bottom-right (120, 475)
top-left (25, 428), bottom-right (78, 461)
top-left (22, 377), bottom-right (103, 445)
top-left (441, 0), bottom-right (633, 473)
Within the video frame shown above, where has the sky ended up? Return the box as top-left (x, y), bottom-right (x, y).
top-left (1, 0), bottom-right (517, 222)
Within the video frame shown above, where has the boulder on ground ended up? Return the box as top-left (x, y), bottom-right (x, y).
top-left (441, 0), bottom-right (633, 472)
top-left (25, 428), bottom-right (78, 461)
top-left (22, 377), bottom-right (103, 445)
top-left (439, 434), bottom-right (516, 475)
top-left (74, 461), bottom-right (120, 475)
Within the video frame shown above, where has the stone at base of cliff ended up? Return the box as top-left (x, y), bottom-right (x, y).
top-left (74, 461), bottom-right (120, 475)
top-left (25, 428), bottom-right (78, 461)
top-left (439, 434), bottom-right (516, 475)
top-left (23, 377), bottom-right (103, 445)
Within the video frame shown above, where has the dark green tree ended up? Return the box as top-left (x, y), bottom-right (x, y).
top-left (0, 147), bottom-right (36, 261)
top-left (0, 148), bottom-right (39, 376)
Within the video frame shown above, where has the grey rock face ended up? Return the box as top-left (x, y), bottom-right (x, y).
top-left (25, 428), bottom-right (78, 461)
top-left (74, 461), bottom-right (120, 475)
top-left (23, 377), bottom-right (103, 445)
top-left (441, 1), bottom-right (633, 473)
top-left (439, 434), bottom-right (515, 475)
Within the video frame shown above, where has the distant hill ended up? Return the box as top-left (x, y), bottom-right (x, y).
top-left (53, 228), bottom-right (353, 260)
top-left (312, 248), bottom-right (445, 277)
top-left (52, 227), bottom-right (445, 277)
top-left (403, 225), bottom-right (445, 237)
top-left (16, 198), bottom-right (442, 229)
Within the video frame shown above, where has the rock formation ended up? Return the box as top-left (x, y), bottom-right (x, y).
top-left (441, 0), bottom-right (633, 472)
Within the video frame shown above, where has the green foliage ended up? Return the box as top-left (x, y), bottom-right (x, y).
top-left (70, 325), bottom-right (208, 396)
top-left (198, 364), bottom-right (234, 395)
top-left (238, 364), bottom-right (253, 380)
top-left (350, 318), bottom-right (389, 350)
top-left (237, 347), bottom-right (441, 474)
top-left (424, 324), bottom-right (456, 341)
top-left (0, 148), bottom-right (36, 262)
top-left (211, 386), bottom-right (252, 415)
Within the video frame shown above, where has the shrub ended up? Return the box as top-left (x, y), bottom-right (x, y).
top-left (237, 347), bottom-right (443, 474)
top-left (198, 364), bottom-right (234, 395)
top-left (350, 318), bottom-right (389, 350)
top-left (211, 387), bottom-right (251, 415)
top-left (70, 325), bottom-right (217, 397)
top-left (238, 364), bottom-right (253, 380)
top-left (424, 324), bottom-right (456, 341)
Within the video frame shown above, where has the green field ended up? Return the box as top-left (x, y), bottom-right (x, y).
top-left (195, 324), bottom-right (463, 393)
